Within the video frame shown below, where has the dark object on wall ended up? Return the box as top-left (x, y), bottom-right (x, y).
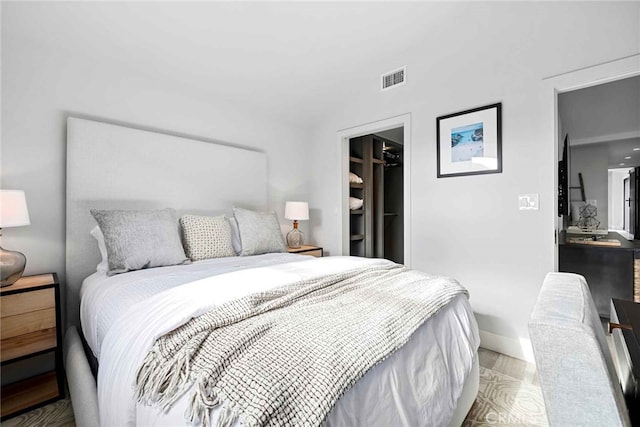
top-left (436, 103), bottom-right (502, 178)
top-left (558, 134), bottom-right (586, 219)
top-left (558, 136), bottom-right (569, 217)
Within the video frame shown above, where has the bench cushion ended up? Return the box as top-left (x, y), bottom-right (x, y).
top-left (529, 272), bottom-right (630, 426)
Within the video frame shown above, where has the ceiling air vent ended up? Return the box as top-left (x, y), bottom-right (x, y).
top-left (381, 66), bottom-right (406, 91)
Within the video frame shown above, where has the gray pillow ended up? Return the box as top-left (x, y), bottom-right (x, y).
top-left (228, 216), bottom-right (242, 255)
top-left (233, 207), bottom-right (287, 256)
top-left (90, 209), bottom-right (190, 275)
top-left (179, 214), bottom-right (236, 261)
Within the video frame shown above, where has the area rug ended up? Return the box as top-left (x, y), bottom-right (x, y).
top-left (463, 366), bottom-right (548, 426)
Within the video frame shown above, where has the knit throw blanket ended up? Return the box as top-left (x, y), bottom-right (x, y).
top-left (135, 262), bottom-right (468, 427)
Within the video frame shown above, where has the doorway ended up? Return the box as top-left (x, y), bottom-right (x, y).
top-left (545, 54), bottom-right (639, 270)
top-left (337, 114), bottom-right (412, 266)
top-left (558, 75), bottom-right (640, 237)
top-left (347, 130), bottom-right (404, 264)
top-left (624, 175), bottom-right (631, 232)
top-left (554, 66), bottom-right (640, 314)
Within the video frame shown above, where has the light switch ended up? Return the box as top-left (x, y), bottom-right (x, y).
top-left (519, 193), bottom-right (539, 210)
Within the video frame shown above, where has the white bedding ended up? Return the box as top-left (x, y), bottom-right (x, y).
top-left (81, 253), bottom-right (308, 359)
top-left (83, 255), bottom-right (479, 426)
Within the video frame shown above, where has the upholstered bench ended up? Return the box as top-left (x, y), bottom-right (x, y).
top-left (529, 272), bottom-right (631, 426)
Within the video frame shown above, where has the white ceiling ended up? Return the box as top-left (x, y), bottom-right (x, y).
top-left (559, 76), bottom-right (640, 168)
top-left (4, 2), bottom-right (639, 129)
top-left (574, 137), bottom-right (640, 170)
top-left (3, 1), bottom-right (455, 126)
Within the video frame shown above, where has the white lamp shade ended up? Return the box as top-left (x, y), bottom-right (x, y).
top-left (284, 201), bottom-right (309, 221)
top-left (0, 190), bottom-right (31, 228)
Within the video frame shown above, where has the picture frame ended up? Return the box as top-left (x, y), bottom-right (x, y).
top-left (436, 102), bottom-right (502, 178)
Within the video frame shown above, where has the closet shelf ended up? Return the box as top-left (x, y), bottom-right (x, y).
top-left (349, 133), bottom-right (403, 262)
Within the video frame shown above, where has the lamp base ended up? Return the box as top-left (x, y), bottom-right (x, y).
top-left (286, 228), bottom-right (304, 249)
top-left (0, 246), bottom-right (26, 287)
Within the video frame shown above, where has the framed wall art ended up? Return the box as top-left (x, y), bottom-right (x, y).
top-left (436, 102), bottom-right (502, 178)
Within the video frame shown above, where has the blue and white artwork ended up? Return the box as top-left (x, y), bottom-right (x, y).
top-left (451, 122), bottom-right (483, 162)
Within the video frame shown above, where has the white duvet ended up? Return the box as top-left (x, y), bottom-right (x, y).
top-left (81, 253), bottom-right (308, 359)
top-left (82, 255), bottom-right (479, 426)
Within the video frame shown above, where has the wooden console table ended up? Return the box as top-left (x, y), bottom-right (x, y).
top-left (609, 299), bottom-right (639, 424)
top-left (559, 231), bottom-right (640, 317)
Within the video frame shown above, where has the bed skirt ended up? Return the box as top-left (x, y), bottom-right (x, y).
top-left (64, 325), bottom-right (479, 427)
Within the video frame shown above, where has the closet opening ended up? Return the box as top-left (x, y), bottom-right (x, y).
top-left (348, 127), bottom-right (404, 264)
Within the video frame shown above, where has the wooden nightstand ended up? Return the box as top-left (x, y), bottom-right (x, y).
top-left (0, 273), bottom-right (64, 420)
top-left (287, 245), bottom-right (323, 257)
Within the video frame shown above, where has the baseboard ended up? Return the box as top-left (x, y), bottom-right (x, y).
top-left (479, 330), bottom-right (535, 363)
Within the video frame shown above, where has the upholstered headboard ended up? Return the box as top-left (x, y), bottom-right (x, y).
top-left (65, 117), bottom-right (267, 327)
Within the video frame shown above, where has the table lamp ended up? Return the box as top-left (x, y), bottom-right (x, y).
top-left (284, 201), bottom-right (309, 249)
top-left (0, 190), bottom-right (31, 287)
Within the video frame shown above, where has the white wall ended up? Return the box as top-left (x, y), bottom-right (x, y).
top-left (570, 144), bottom-right (609, 228)
top-left (2, 2), bottom-right (639, 364)
top-left (1, 35), bottom-right (312, 290)
top-left (307, 2), bottom-right (639, 357)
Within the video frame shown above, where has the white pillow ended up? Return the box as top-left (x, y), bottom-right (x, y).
top-left (228, 216), bottom-right (242, 255)
top-left (349, 197), bottom-right (364, 210)
top-left (90, 226), bottom-right (109, 273)
top-left (349, 172), bottom-right (363, 184)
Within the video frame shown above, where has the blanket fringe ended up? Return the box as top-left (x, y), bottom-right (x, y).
top-left (216, 406), bottom-right (237, 427)
top-left (184, 379), bottom-right (234, 427)
top-left (136, 347), bottom-right (192, 408)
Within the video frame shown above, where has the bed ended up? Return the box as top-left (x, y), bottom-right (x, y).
top-left (64, 117), bottom-right (480, 427)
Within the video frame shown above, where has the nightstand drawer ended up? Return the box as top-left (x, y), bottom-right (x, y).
top-left (1, 308), bottom-right (56, 339)
top-left (0, 289), bottom-right (55, 318)
top-left (1, 371), bottom-right (59, 418)
top-left (1, 329), bottom-right (57, 362)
